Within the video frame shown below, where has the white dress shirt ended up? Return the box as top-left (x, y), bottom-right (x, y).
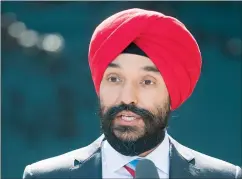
top-left (101, 132), bottom-right (170, 178)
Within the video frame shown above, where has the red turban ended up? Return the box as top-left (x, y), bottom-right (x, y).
top-left (88, 8), bottom-right (202, 110)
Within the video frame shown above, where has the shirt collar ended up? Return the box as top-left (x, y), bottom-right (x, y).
top-left (145, 132), bottom-right (169, 174)
top-left (102, 131), bottom-right (170, 174)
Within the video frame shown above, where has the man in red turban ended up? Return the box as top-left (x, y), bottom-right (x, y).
top-left (23, 8), bottom-right (241, 179)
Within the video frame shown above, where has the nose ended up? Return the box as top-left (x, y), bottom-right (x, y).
top-left (119, 83), bottom-right (138, 105)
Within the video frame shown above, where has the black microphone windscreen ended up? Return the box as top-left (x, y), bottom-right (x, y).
top-left (135, 159), bottom-right (159, 179)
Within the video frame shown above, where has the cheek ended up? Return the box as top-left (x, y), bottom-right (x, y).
top-left (100, 83), bottom-right (120, 107)
top-left (138, 87), bottom-right (169, 110)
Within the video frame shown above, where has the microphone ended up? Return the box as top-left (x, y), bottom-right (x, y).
top-left (135, 159), bottom-right (159, 179)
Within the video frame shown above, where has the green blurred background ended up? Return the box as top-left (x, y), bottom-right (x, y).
top-left (1, 2), bottom-right (241, 178)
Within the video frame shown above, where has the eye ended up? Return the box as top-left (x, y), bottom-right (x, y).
top-left (107, 76), bottom-right (121, 83)
top-left (141, 79), bottom-right (155, 85)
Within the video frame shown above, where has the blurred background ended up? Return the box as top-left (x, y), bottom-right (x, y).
top-left (1, 1), bottom-right (241, 178)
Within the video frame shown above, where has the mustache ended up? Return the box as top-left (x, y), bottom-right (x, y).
top-left (101, 103), bottom-right (155, 121)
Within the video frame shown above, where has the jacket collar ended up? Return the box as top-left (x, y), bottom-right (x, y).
top-left (71, 134), bottom-right (196, 178)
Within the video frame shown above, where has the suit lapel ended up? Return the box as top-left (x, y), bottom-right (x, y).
top-left (70, 136), bottom-right (104, 178)
top-left (71, 148), bottom-right (102, 178)
top-left (169, 136), bottom-right (201, 179)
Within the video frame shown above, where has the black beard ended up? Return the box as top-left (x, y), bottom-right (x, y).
top-left (99, 103), bottom-right (170, 156)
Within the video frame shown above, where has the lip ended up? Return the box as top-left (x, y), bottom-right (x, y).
top-left (116, 110), bottom-right (141, 118)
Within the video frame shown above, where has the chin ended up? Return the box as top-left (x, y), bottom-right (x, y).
top-left (114, 131), bottom-right (142, 142)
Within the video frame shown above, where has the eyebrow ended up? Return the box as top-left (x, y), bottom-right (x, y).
top-left (108, 63), bottom-right (120, 68)
top-left (108, 63), bottom-right (159, 73)
top-left (142, 66), bottom-right (160, 73)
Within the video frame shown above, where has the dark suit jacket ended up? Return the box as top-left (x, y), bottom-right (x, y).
top-left (23, 135), bottom-right (241, 178)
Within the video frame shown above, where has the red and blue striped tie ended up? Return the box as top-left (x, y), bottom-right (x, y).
top-left (123, 159), bottom-right (140, 178)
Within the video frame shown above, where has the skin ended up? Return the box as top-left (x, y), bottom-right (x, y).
top-left (99, 53), bottom-right (170, 156)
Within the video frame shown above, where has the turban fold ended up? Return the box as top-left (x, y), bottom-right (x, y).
top-left (88, 8), bottom-right (202, 110)
top-left (122, 42), bottom-right (148, 57)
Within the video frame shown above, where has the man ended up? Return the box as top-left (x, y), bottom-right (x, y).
top-left (23, 8), bottom-right (241, 179)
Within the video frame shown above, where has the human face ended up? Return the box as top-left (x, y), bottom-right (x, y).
top-left (99, 53), bottom-right (170, 156)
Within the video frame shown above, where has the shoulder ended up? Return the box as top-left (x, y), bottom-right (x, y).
top-left (190, 149), bottom-right (239, 171)
top-left (191, 149), bottom-right (241, 178)
top-left (23, 146), bottom-right (92, 178)
top-left (169, 136), bottom-right (241, 178)
top-left (191, 147), bottom-right (236, 167)
top-left (23, 135), bottom-right (104, 179)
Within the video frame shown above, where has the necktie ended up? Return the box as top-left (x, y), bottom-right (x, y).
top-left (123, 159), bottom-right (140, 178)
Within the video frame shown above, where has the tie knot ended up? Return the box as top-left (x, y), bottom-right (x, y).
top-left (124, 158), bottom-right (142, 177)
top-left (128, 159), bottom-right (140, 169)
